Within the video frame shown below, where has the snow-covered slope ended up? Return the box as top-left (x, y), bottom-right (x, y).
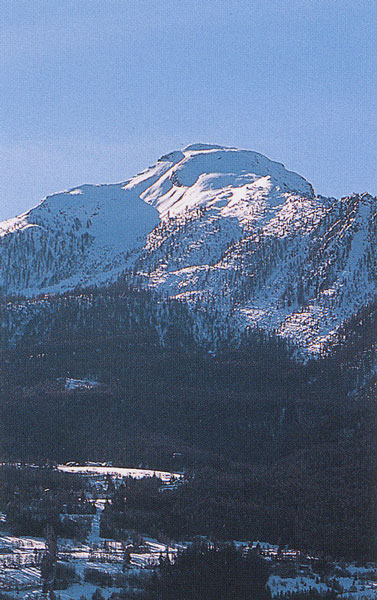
top-left (0, 182), bottom-right (160, 294)
top-left (1, 144), bottom-right (376, 355)
top-left (134, 143), bottom-right (314, 219)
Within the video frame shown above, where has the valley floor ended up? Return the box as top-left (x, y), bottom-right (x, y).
top-left (0, 465), bottom-right (375, 600)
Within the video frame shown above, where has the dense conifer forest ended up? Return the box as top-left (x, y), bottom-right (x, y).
top-left (0, 284), bottom-right (375, 563)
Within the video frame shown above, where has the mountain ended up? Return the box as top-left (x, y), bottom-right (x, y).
top-left (1, 144), bottom-right (376, 355)
top-left (1, 146), bottom-right (376, 564)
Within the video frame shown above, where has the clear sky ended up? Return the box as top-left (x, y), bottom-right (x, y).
top-left (1, 0), bottom-right (376, 221)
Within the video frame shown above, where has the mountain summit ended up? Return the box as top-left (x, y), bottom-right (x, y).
top-left (1, 145), bottom-right (376, 354)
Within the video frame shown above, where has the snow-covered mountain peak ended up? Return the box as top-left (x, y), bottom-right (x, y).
top-left (0, 142), bottom-right (330, 299)
top-left (123, 145), bottom-right (315, 220)
top-left (1, 144), bottom-right (376, 357)
top-left (182, 143), bottom-right (235, 152)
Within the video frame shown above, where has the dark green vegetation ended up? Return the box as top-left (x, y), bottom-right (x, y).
top-left (0, 285), bottom-right (376, 562)
top-left (0, 465), bottom-right (94, 539)
top-left (101, 435), bottom-right (375, 560)
top-left (145, 544), bottom-right (271, 600)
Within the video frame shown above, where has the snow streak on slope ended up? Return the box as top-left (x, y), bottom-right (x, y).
top-left (1, 145), bottom-right (376, 356)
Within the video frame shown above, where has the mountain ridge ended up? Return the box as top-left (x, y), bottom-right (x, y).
top-left (1, 144), bottom-right (376, 356)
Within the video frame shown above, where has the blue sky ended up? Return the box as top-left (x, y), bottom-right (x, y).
top-left (1, 0), bottom-right (376, 220)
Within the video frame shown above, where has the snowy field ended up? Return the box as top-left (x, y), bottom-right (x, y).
top-left (57, 463), bottom-right (183, 483)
